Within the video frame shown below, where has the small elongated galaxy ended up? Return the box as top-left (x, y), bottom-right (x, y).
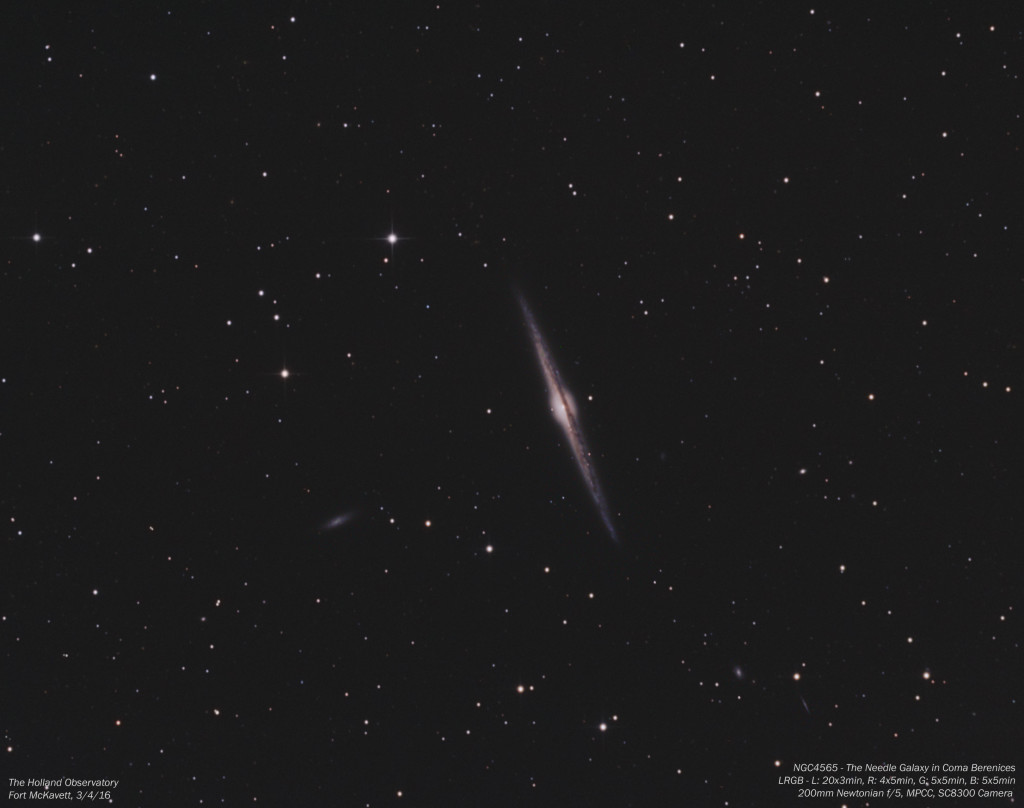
top-left (516, 289), bottom-right (618, 541)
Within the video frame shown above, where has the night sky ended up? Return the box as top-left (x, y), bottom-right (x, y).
top-left (2, 4), bottom-right (1021, 806)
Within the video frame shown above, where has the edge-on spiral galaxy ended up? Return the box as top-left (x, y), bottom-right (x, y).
top-left (516, 289), bottom-right (618, 542)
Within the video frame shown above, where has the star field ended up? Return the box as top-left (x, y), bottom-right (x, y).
top-left (1, 5), bottom-right (1020, 806)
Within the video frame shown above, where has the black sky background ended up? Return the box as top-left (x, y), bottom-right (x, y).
top-left (2, 4), bottom-right (1021, 806)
